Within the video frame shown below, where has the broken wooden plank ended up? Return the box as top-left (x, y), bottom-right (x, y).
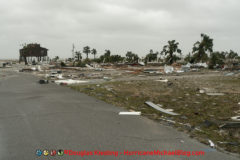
top-left (145, 101), bottom-right (179, 116)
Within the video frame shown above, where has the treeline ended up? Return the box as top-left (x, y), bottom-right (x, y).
top-left (57, 33), bottom-right (239, 68)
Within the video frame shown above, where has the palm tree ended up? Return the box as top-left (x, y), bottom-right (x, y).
top-left (192, 33), bottom-right (213, 62)
top-left (104, 50), bottom-right (111, 63)
top-left (54, 56), bottom-right (59, 62)
top-left (145, 50), bottom-right (158, 63)
top-left (227, 50), bottom-right (238, 59)
top-left (126, 51), bottom-right (139, 63)
top-left (83, 46), bottom-right (91, 59)
top-left (161, 40), bottom-right (181, 65)
top-left (75, 51), bottom-right (82, 61)
top-left (91, 48), bottom-right (97, 59)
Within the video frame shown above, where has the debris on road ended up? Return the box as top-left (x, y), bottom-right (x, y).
top-left (208, 140), bottom-right (215, 148)
top-left (119, 112), bottom-right (141, 115)
top-left (39, 79), bottom-right (48, 84)
top-left (180, 140), bottom-right (185, 143)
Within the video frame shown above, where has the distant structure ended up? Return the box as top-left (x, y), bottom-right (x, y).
top-left (19, 43), bottom-right (48, 65)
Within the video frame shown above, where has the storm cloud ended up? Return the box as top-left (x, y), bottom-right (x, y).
top-left (0, 0), bottom-right (239, 59)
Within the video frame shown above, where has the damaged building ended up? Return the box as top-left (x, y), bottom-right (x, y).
top-left (19, 43), bottom-right (48, 65)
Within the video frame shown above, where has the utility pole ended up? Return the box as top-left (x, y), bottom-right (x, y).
top-left (72, 44), bottom-right (75, 60)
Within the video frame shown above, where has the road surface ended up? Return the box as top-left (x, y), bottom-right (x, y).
top-left (0, 69), bottom-right (238, 160)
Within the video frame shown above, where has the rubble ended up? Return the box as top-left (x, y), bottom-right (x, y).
top-left (37, 65), bottom-right (42, 72)
top-left (55, 79), bottom-right (88, 85)
top-left (192, 63), bottom-right (208, 68)
top-left (164, 65), bottom-right (174, 74)
top-left (0, 62), bottom-right (12, 68)
top-left (8, 57), bottom-right (240, 154)
top-left (181, 63), bottom-right (191, 72)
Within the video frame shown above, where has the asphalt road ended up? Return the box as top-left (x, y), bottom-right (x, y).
top-left (0, 70), bottom-right (239, 160)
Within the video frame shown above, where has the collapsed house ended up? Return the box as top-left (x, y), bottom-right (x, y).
top-left (19, 43), bottom-right (48, 65)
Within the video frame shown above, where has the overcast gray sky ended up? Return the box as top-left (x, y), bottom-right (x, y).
top-left (0, 0), bottom-right (239, 59)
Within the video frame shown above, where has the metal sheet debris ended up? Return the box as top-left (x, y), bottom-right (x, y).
top-left (231, 116), bottom-right (240, 122)
top-left (145, 101), bottom-right (179, 116)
